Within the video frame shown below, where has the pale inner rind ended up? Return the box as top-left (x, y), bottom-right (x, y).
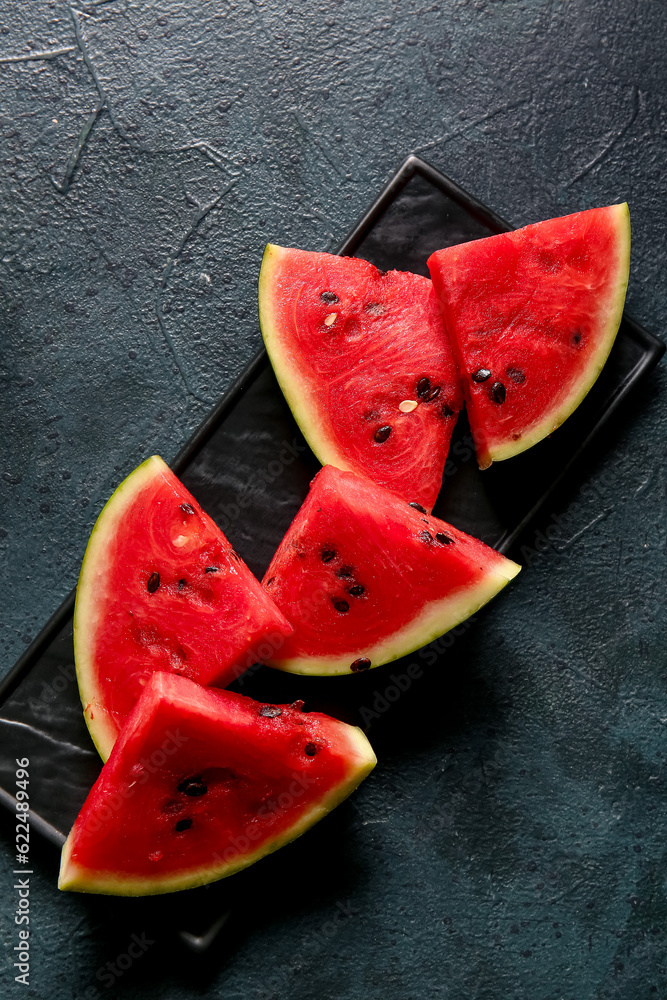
top-left (73, 455), bottom-right (172, 762)
top-left (266, 561), bottom-right (520, 676)
top-left (482, 203), bottom-right (631, 465)
top-left (58, 683), bottom-right (376, 896)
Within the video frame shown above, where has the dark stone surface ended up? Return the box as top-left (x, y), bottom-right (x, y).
top-left (1, 1), bottom-right (666, 998)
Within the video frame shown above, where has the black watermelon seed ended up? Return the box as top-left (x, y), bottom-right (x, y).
top-left (420, 530), bottom-right (433, 543)
top-left (178, 578), bottom-right (187, 589)
top-left (349, 584), bottom-right (365, 596)
top-left (204, 566), bottom-right (218, 573)
top-left (180, 502), bottom-right (195, 515)
top-left (336, 565), bottom-right (354, 578)
top-left (374, 425), bottom-right (392, 443)
top-left (435, 532), bottom-right (453, 545)
top-left (472, 368), bottom-right (492, 383)
top-left (572, 331), bottom-right (582, 345)
top-left (350, 657), bottom-right (371, 672)
top-left (177, 776), bottom-right (208, 797)
top-left (409, 502), bottom-right (427, 514)
top-left (266, 577), bottom-right (275, 587)
top-left (184, 784), bottom-right (206, 797)
top-left (425, 385), bottom-right (441, 402)
top-left (441, 404), bottom-right (454, 417)
top-left (416, 377), bottom-right (431, 398)
top-left (259, 705), bottom-right (283, 718)
top-left (333, 599), bottom-right (350, 613)
top-left (322, 549), bottom-right (336, 563)
top-left (147, 572), bottom-right (160, 593)
top-left (290, 699), bottom-right (305, 711)
top-left (490, 382), bottom-right (506, 404)
top-left (320, 291), bottom-right (339, 304)
top-left (178, 775), bottom-right (202, 792)
top-left (175, 817), bottom-right (193, 832)
top-left (506, 366), bottom-right (526, 384)
top-left (304, 743), bottom-right (318, 756)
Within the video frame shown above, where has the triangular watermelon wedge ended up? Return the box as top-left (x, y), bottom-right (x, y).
top-left (59, 673), bottom-right (376, 895)
top-left (262, 465), bottom-right (520, 675)
top-left (427, 204), bottom-right (631, 468)
top-left (74, 456), bottom-right (293, 761)
top-left (259, 246), bottom-right (463, 511)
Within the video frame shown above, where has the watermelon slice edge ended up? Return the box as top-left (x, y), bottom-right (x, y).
top-left (258, 244), bottom-right (463, 510)
top-left (74, 456), bottom-right (292, 761)
top-left (261, 465), bottom-right (520, 676)
top-left (59, 673), bottom-right (376, 895)
top-left (428, 203), bottom-right (631, 468)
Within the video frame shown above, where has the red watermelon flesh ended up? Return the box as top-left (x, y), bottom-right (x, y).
top-left (427, 204), bottom-right (630, 468)
top-left (74, 456), bottom-right (293, 761)
top-left (261, 465), bottom-right (520, 675)
top-left (259, 246), bottom-right (463, 511)
top-left (59, 673), bottom-right (376, 895)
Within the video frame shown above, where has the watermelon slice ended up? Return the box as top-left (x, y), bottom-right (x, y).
top-left (74, 456), bottom-right (293, 761)
top-left (261, 465), bottom-right (520, 675)
top-left (59, 673), bottom-right (375, 895)
top-left (427, 204), bottom-right (631, 468)
top-left (258, 246), bottom-right (463, 511)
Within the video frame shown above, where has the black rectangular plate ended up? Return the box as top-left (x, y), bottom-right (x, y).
top-left (0, 155), bottom-right (663, 952)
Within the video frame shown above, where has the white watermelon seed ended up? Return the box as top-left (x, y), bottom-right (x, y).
top-left (399, 400), bottom-right (418, 412)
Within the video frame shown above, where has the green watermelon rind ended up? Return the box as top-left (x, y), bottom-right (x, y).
top-left (478, 203), bottom-right (631, 467)
top-left (58, 714), bottom-right (376, 896)
top-left (265, 560), bottom-right (520, 676)
top-left (73, 455), bottom-right (170, 763)
top-left (258, 244), bottom-right (361, 478)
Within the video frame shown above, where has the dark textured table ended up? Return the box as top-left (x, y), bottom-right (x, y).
top-left (1, 2), bottom-right (666, 998)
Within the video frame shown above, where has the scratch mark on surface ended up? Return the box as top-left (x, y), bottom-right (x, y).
top-left (292, 110), bottom-right (345, 178)
top-left (634, 471), bottom-right (653, 497)
top-left (70, 3), bottom-right (231, 173)
top-left (169, 140), bottom-right (233, 172)
top-left (0, 718), bottom-right (97, 757)
top-left (562, 658), bottom-right (606, 692)
top-left (179, 912), bottom-right (230, 952)
top-left (301, 206), bottom-right (336, 247)
top-left (546, 878), bottom-right (589, 906)
top-left (0, 47), bottom-right (76, 64)
top-left (43, 4), bottom-right (109, 194)
top-left (565, 87), bottom-right (641, 188)
top-left (414, 97), bottom-right (533, 155)
top-left (70, 4), bottom-right (108, 108)
top-left (53, 4), bottom-right (237, 195)
top-left (156, 182), bottom-right (237, 404)
top-left (554, 508), bottom-right (611, 552)
top-left (50, 107), bottom-right (103, 194)
top-left (615, 538), bottom-right (623, 584)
